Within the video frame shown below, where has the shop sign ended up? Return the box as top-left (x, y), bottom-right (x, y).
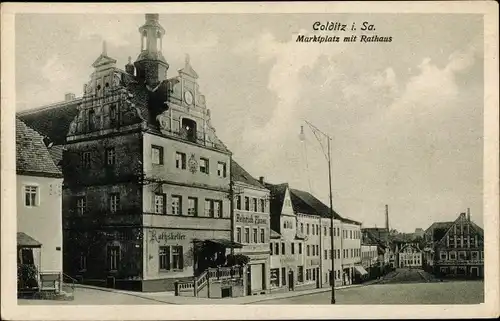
top-left (235, 213), bottom-right (268, 225)
top-left (149, 230), bottom-right (186, 243)
top-left (280, 255), bottom-right (296, 265)
top-left (309, 259), bottom-right (320, 266)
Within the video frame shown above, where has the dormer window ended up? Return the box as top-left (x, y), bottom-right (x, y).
top-left (181, 118), bottom-right (197, 142)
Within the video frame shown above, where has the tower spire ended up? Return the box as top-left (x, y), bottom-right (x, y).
top-left (102, 40), bottom-right (107, 56)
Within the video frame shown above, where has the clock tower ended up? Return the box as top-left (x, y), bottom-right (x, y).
top-left (134, 14), bottom-right (169, 87)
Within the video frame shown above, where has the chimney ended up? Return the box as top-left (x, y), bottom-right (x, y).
top-left (65, 93), bottom-right (76, 101)
top-left (467, 208), bottom-right (471, 221)
top-left (259, 176), bottom-right (265, 184)
top-left (385, 204), bottom-right (389, 231)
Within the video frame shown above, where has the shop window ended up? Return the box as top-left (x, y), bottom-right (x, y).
top-left (281, 267), bottom-right (286, 285)
top-left (175, 152), bottom-right (186, 169)
top-left (152, 145), bottom-right (163, 165)
top-left (199, 158), bottom-right (209, 174)
top-left (172, 195), bottom-right (182, 215)
top-left (159, 246), bottom-right (170, 271)
top-left (107, 246), bottom-right (120, 271)
top-left (154, 193), bottom-right (166, 214)
top-left (187, 197), bottom-right (198, 216)
top-left (270, 268), bottom-right (279, 287)
top-left (172, 246), bottom-right (184, 270)
top-left (298, 266), bottom-right (304, 283)
top-left (106, 147), bottom-right (116, 166)
top-left (312, 270), bottom-right (316, 281)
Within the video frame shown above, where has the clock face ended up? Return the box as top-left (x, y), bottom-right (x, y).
top-left (184, 90), bottom-right (194, 105)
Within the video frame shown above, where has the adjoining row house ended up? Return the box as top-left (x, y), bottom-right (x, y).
top-left (265, 183), bottom-right (363, 293)
top-left (424, 210), bottom-right (484, 278)
top-left (361, 230), bottom-right (389, 279)
top-left (16, 118), bottom-right (64, 294)
top-left (398, 243), bottom-right (423, 268)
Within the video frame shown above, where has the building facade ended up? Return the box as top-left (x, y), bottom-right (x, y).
top-left (398, 243), bottom-right (423, 268)
top-left (231, 161), bottom-right (271, 295)
top-left (16, 118), bottom-right (64, 292)
top-left (432, 212), bottom-right (484, 278)
top-left (19, 14), bottom-right (241, 292)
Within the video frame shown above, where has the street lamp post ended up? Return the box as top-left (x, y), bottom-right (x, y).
top-left (299, 121), bottom-right (336, 304)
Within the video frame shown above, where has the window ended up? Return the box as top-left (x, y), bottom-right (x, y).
top-left (316, 225), bottom-right (319, 235)
top-left (471, 251), bottom-right (479, 260)
top-left (306, 269), bottom-right (311, 281)
top-left (291, 243), bottom-right (295, 254)
top-left (159, 246), bottom-right (170, 270)
top-left (172, 246), bottom-right (184, 270)
top-left (449, 251), bottom-right (457, 260)
top-left (252, 198), bottom-right (258, 212)
top-left (236, 196), bottom-right (241, 210)
top-left (154, 193), bottom-right (166, 214)
top-left (253, 228), bottom-right (258, 243)
top-left (337, 249), bottom-right (340, 259)
top-left (109, 193), bottom-right (120, 213)
top-left (269, 243), bottom-right (273, 255)
top-left (79, 253), bottom-right (87, 271)
top-left (109, 104), bottom-right (117, 125)
top-left (312, 270), bottom-right (316, 281)
top-left (187, 197), bottom-right (198, 216)
top-left (107, 246), bottom-right (120, 270)
top-left (281, 267), bottom-right (286, 286)
top-left (217, 162), bottom-right (227, 178)
top-left (312, 225), bottom-right (315, 235)
top-left (301, 223), bottom-right (304, 234)
top-left (274, 242), bottom-right (279, 255)
top-left (76, 196), bottom-right (86, 215)
top-left (106, 148), bottom-right (116, 166)
top-left (260, 199), bottom-right (265, 212)
top-left (200, 158), bottom-right (209, 174)
top-left (175, 152), bottom-right (186, 169)
top-left (172, 195), bottom-right (182, 215)
top-left (245, 228), bottom-right (250, 243)
top-left (324, 249), bottom-right (327, 258)
top-left (214, 200), bottom-right (222, 218)
top-left (88, 109), bottom-right (95, 131)
top-left (324, 226), bottom-right (327, 235)
top-left (307, 245), bottom-right (310, 256)
top-left (270, 268), bottom-right (279, 287)
top-left (281, 243), bottom-right (285, 255)
top-left (82, 151), bottom-right (91, 169)
top-left (329, 249), bottom-right (332, 259)
top-left (458, 251), bottom-right (466, 260)
top-left (152, 146), bottom-right (163, 165)
top-left (23, 186), bottom-right (37, 207)
top-left (236, 227), bottom-right (242, 243)
top-left (307, 224), bottom-right (310, 235)
top-left (244, 197), bottom-right (250, 211)
top-left (204, 199), bottom-right (222, 217)
top-left (312, 245), bottom-right (315, 256)
top-left (316, 245), bottom-right (319, 256)
top-left (260, 229), bottom-right (265, 243)
top-left (298, 266), bottom-right (304, 282)
top-left (351, 249), bottom-right (353, 257)
top-left (299, 243), bottom-right (302, 254)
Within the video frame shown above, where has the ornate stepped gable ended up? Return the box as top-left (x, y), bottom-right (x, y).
top-left (435, 213), bottom-right (484, 248)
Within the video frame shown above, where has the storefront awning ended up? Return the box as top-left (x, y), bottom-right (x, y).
top-left (17, 232), bottom-right (42, 248)
top-left (354, 265), bottom-right (368, 275)
top-left (204, 239), bottom-right (244, 249)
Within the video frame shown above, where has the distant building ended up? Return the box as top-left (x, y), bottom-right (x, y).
top-left (398, 243), bottom-right (423, 268)
top-left (432, 211), bottom-right (484, 278)
top-left (16, 118), bottom-right (64, 293)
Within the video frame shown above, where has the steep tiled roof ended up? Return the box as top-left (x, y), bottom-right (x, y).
top-left (264, 182), bottom-right (288, 218)
top-left (17, 100), bottom-right (81, 145)
top-left (17, 232), bottom-right (42, 247)
top-left (425, 221), bottom-right (453, 233)
top-left (16, 118), bottom-right (63, 177)
top-left (231, 159), bottom-right (266, 189)
top-left (290, 188), bottom-right (361, 225)
top-left (362, 230), bottom-right (387, 249)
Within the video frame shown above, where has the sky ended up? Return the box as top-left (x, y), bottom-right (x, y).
top-left (15, 13), bottom-right (484, 232)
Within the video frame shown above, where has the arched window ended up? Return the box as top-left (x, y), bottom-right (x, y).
top-left (88, 109), bottom-right (95, 131)
top-left (181, 118), bottom-right (197, 142)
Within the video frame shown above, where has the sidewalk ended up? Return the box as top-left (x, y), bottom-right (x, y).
top-left (73, 279), bottom-right (382, 305)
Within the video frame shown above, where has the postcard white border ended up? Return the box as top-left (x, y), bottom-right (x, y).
top-left (1, 1), bottom-right (498, 320)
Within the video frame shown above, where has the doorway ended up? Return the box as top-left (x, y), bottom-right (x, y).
top-left (315, 268), bottom-right (320, 288)
top-left (288, 270), bottom-right (294, 291)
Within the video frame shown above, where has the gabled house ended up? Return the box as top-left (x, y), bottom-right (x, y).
top-left (16, 118), bottom-right (64, 294)
top-left (432, 212), bottom-right (484, 278)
